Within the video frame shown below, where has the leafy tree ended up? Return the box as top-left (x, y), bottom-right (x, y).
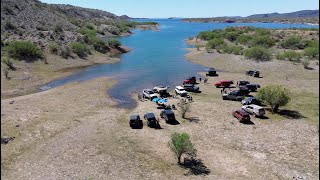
top-left (256, 85), bottom-right (291, 113)
top-left (224, 32), bottom-right (239, 42)
top-left (244, 46), bottom-right (271, 61)
top-left (168, 133), bottom-right (196, 164)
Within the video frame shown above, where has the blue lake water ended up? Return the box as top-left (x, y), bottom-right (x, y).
top-left (40, 19), bottom-right (318, 108)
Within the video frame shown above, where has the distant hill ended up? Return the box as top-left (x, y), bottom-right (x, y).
top-left (247, 10), bottom-right (319, 18)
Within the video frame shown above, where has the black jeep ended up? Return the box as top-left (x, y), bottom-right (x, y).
top-left (144, 112), bottom-right (159, 128)
top-left (206, 68), bottom-right (217, 76)
top-left (246, 70), bottom-right (260, 77)
top-left (129, 114), bottom-right (143, 129)
top-left (160, 110), bottom-right (176, 123)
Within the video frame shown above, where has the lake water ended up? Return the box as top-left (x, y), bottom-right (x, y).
top-left (40, 19), bottom-right (318, 108)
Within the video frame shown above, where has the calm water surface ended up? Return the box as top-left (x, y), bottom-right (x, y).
top-left (40, 19), bottom-right (318, 108)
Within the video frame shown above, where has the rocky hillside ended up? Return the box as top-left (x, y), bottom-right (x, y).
top-left (247, 10), bottom-right (319, 18)
top-left (1, 0), bottom-right (157, 52)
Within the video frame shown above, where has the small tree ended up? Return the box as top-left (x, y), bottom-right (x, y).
top-left (168, 133), bottom-right (195, 164)
top-left (282, 50), bottom-right (301, 62)
top-left (107, 38), bottom-right (121, 48)
top-left (256, 85), bottom-right (291, 113)
top-left (244, 46), bottom-right (271, 61)
top-left (178, 100), bottom-right (191, 119)
top-left (304, 46), bottom-right (319, 59)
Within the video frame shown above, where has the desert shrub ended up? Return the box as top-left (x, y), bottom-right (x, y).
top-left (168, 133), bottom-right (196, 164)
top-left (236, 34), bottom-right (252, 45)
top-left (304, 46), bottom-right (319, 59)
top-left (224, 32), bottom-right (239, 42)
top-left (92, 38), bottom-right (109, 53)
top-left (276, 52), bottom-right (284, 60)
top-left (54, 24), bottom-right (63, 33)
top-left (59, 45), bottom-right (71, 59)
top-left (244, 46), bottom-right (271, 61)
top-left (48, 42), bottom-right (59, 54)
top-left (251, 35), bottom-right (275, 47)
top-left (69, 42), bottom-right (90, 57)
top-left (195, 44), bottom-right (201, 51)
top-left (301, 59), bottom-right (310, 69)
top-left (4, 20), bottom-right (16, 30)
top-left (3, 68), bottom-right (9, 79)
top-left (5, 41), bottom-right (42, 59)
top-left (206, 38), bottom-right (224, 49)
top-left (255, 28), bottom-right (271, 36)
top-left (279, 35), bottom-right (304, 49)
top-left (221, 45), bottom-right (242, 55)
top-left (256, 85), bottom-right (290, 113)
top-left (85, 23), bottom-right (95, 30)
top-left (282, 50), bottom-right (301, 62)
top-left (178, 100), bottom-right (191, 118)
top-left (2, 58), bottom-right (16, 70)
top-left (107, 38), bottom-right (121, 47)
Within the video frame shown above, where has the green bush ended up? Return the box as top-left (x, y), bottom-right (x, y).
top-left (279, 35), bottom-right (304, 49)
top-left (5, 41), bottom-right (42, 59)
top-left (282, 50), bottom-right (301, 62)
top-left (2, 58), bottom-right (16, 70)
top-left (168, 133), bottom-right (196, 164)
top-left (85, 23), bottom-right (95, 30)
top-left (93, 38), bottom-right (109, 53)
top-left (221, 44), bottom-right (243, 55)
top-left (255, 28), bottom-right (271, 36)
top-left (244, 46), bottom-right (271, 61)
top-left (206, 38), bottom-right (224, 49)
top-left (107, 38), bottom-right (121, 48)
top-left (69, 42), bottom-right (90, 57)
top-left (224, 32), bottom-right (239, 42)
top-left (48, 42), bottom-right (59, 54)
top-left (304, 46), bottom-right (319, 59)
top-left (301, 59), bottom-right (310, 69)
top-left (256, 85), bottom-right (291, 113)
top-left (236, 34), bottom-right (252, 45)
top-left (54, 24), bottom-right (63, 33)
top-left (59, 45), bottom-right (71, 59)
top-left (251, 35), bottom-right (275, 47)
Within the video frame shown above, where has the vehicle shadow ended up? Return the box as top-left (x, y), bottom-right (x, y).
top-left (277, 109), bottom-right (306, 119)
top-left (305, 66), bottom-right (314, 70)
top-left (167, 119), bottom-right (180, 125)
top-left (241, 120), bottom-right (255, 125)
top-left (184, 117), bottom-right (200, 123)
top-left (257, 115), bottom-right (269, 120)
top-left (181, 157), bottom-right (211, 176)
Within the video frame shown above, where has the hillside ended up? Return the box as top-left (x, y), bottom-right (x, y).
top-left (247, 10), bottom-right (319, 18)
top-left (182, 10), bottom-right (319, 24)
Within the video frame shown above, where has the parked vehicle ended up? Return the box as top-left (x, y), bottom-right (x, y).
top-left (237, 80), bottom-right (250, 87)
top-left (238, 87), bottom-right (250, 96)
top-left (175, 86), bottom-right (188, 97)
top-left (232, 110), bottom-right (251, 123)
top-left (206, 68), bottom-right (217, 76)
top-left (129, 114), bottom-right (143, 129)
top-left (242, 104), bottom-right (265, 117)
top-left (183, 84), bottom-right (200, 92)
top-left (144, 112), bottom-right (159, 128)
top-left (246, 70), bottom-right (260, 77)
top-left (160, 110), bottom-right (176, 123)
top-left (215, 80), bottom-right (234, 88)
top-left (143, 89), bottom-right (158, 100)
top-left (183, 77), bottom-right (196, 84)
top-left (241, 97), bottom-right (261, 105)
top-left (245, 84), bottom-right (261, 92)
top-left (153, 85), bottom-right (170, 98)
top-left (222, 90), bottom-right (245, 101)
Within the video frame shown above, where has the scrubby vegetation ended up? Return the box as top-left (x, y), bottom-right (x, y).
top-left (194, 27), bottom-right (319, 63)
top-left (69, 42), bottom-right (90, 58)
top-left (4, 41), bottom-right (42, 59)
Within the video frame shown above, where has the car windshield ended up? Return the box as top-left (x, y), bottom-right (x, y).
top-left (179, 88), bottom-right (185, 91)
top-left (259, 109), bottom-right (265, 114)
top-left (148, 91), bottom-right (154, 94)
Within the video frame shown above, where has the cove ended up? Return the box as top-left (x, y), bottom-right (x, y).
top-left (40, 19), bottom-right (319, 109)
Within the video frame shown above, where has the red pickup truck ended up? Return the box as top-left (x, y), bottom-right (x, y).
top-left (215, 80), bottom-right (233, 88)
top-left (183, 77), bottom-right (196, 84)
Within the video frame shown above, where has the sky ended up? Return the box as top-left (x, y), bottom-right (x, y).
top-left (40, 0), bottom-right (319, 18)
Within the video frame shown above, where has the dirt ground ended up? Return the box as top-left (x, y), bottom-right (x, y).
top-left (1, 46), bottom-right (319, 179)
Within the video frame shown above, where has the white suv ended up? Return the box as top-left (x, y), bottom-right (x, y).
top-left (242, 104), bottom-right (265, 117)
top-left (175, 86), bottom-right (188, 97)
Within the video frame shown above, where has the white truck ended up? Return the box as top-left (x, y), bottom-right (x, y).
top-left (175, 86), bottom-right (188, 97)
top-left (242, 104), bottom-right (265, 117)
top-left (142, 89), bottom-right (158, 100)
